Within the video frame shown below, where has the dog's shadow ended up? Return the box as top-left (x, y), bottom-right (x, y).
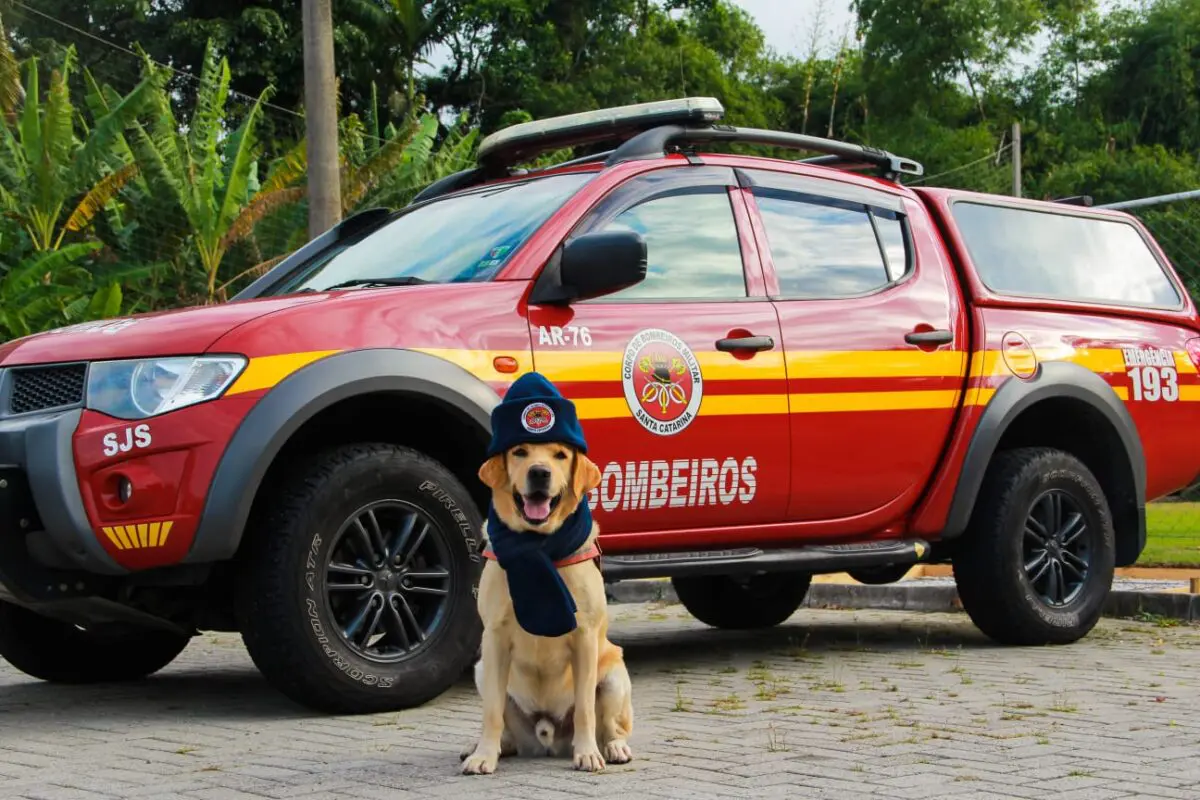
top-left (0, 611), bottom-right (990, 727)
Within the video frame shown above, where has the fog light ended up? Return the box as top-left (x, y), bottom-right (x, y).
top-left (117, 476), bottom-right (133, 504)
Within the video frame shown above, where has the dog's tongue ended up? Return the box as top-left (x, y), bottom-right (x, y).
top-left (523, 495), bottom-right (552, 522)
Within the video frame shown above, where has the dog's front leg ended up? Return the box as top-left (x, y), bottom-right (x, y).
top-left (570, 627), bottom-right (605, 772)
top-left (462, 629), bottom-right (511, 775)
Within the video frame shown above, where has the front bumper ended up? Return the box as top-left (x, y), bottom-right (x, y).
top-left (0, 407), bottom-right (127, 605)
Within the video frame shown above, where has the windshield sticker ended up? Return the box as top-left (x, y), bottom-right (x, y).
top-left (622, 328), bottom-right (703, 436)
top-left (1123, 346), bottom-right (1179, 402)
top-left (537, 325), bottom-right (592, 347)
top-left (473, 244), bottom-right (515, 274)
top-left (587, 456), bottom-right (757, 513)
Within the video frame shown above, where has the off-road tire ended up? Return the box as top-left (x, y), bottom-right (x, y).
top-left (0, 601), bottom-right (190, 683)
top-left (236, 443), bottom-right (483, 714)
top-left (953, 447), bottom-right (1115, 646)
top-left (672, 572), bottom-right (812, 629)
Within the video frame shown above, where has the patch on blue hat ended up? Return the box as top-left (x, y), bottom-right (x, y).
top-left (521, 402), bottom-right (555, 434)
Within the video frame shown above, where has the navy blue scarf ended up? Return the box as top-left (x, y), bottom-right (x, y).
top-left (486, 501), bottom-right (594, 638)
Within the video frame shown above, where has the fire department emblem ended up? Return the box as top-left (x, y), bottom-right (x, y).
top-left (521, 402), bottom-right (555, 433)
top-left (621, 328), bottom-right (703, 436)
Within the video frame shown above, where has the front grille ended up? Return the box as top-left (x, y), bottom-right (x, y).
top-left (10, 363), bottom-right (87, 414)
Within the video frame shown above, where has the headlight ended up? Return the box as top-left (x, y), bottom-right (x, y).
top-left (86, 356), bottom-right (247, 420)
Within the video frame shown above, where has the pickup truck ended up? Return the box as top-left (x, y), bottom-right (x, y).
top-left (0, 97), bottom-right (1196, 714)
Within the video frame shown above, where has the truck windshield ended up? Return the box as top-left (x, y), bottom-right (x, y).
top-left (269, 171), bottom-right (594, 295)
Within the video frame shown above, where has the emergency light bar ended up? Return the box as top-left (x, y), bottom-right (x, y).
top-left (477, 97), bottom-right (725, 168)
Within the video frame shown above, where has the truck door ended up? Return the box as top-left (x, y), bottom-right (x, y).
top-left (528, 166), bottom-right (791, 536)
top-left (737, 167), bottom-right (969, 526)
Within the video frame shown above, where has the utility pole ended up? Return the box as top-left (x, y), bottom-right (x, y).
top-left (302, 0), bottom-right (342, 236)
top-left (1011, 121), bottom-right (1022, 198)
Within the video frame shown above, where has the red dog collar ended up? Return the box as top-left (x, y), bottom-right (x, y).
top-left (481, 541), bottom-right (602, 568)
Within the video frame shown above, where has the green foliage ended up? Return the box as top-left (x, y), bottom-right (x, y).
top-left (0, 12), bottom-right (18, 120)
top-left (0, 46), bottom-right (157, 251)
top-left (0, 0), bottom-right (1198, 345)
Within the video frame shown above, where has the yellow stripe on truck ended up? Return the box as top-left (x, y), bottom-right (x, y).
top-left (220, 347), bottom-right (1196, 410)
top-left (226, 350), bottom-right (342, 395)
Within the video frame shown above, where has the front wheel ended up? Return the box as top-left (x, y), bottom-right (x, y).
top-left (953, 447), bottom-right (1115, 646)
top-left (236, 443), bottom-right (483, 714)
top-left (0, 601), bottom-right (190, 683)
top-left (672, 572), bottom-right (811, 629)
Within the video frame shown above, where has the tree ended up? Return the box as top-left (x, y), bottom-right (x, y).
top-left (1089, 0), bottom-right (1200, 151)
top-left (851, 0), bottom-right (1046, 119)
top-left (123, 41), bottom-right (276, 302)
top-left (0, 45), bottom-right (156, 251)
top-left (341, 0), bottom-right (448, 118)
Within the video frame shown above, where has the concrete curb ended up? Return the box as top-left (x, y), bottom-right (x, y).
top-left (606, 580), bottom-right (1200, 622)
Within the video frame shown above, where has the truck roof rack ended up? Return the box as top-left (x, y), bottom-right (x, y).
top-left (476, 97), bottom-right (725, 169)
top-left (606, 124), bottom-right (923, 180)
top-left (410, 97), bottom-right (924, 204)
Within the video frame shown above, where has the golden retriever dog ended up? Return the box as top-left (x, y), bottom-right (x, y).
top-left (461, 440), bottom-right (634, 774)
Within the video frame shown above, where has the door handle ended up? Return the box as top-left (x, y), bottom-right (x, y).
top-left (716, 335), bottom-right (774, 353)
top-left (905, 329), bottom-right (953, 346)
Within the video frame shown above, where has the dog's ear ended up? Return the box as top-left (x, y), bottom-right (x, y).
top-left (478, 455), bottom-right (508, 490)
top-left (572, 452), bottom-right (603, 498)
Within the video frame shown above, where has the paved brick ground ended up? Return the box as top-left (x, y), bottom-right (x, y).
top-left (2, 603), bottom-right (1199, 799)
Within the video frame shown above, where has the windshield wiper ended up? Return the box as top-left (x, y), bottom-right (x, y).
top-left (322, 276), bottom-right (433, 290)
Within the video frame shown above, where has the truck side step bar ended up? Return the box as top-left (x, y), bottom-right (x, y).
top-left (601, 539), bottom-right (930, 582)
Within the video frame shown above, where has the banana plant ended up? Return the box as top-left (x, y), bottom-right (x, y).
top-left (121, 40), bottom-right (273, 302)
top-left (0, 12), bottom-right (19, 121)
top-left (0, 46), bottom-right (157, 253)
top-left (0, 235), bottom-right (122, 341)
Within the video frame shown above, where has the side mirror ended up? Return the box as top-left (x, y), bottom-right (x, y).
top-left (530, 230), bottom-right (647, 304)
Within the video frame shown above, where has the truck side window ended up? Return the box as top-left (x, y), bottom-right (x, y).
top-left (590, 190), bottom-right (748, 301)
top-left (754, 190), bottom-right (909, 298)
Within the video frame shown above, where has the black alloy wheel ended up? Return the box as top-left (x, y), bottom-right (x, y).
top-left (1021, 489), bottom-right (1093, 608)
top-left (325, 500), bottom-right (453, 663)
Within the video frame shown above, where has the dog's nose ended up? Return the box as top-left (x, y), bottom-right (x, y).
top-left (527, 465), bottom-right (551, 489)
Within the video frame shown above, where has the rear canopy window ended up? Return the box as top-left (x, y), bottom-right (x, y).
top-left (951, 201), bottom-right (1181, 308)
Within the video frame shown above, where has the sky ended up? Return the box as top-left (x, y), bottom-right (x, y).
top-left (423, 0), bottom-right (1141, 77)
top-left (729, 0), bottom-right (857, 60)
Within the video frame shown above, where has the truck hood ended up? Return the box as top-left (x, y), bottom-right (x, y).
top-left (0, 295), bottom-right (325, 366)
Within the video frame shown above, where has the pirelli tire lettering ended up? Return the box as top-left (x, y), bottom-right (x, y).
top-left (587, 456), bottom-right (757, 513)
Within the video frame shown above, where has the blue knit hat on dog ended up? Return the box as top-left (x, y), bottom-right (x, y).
top-left (486, 371), bottom-right (587, 458)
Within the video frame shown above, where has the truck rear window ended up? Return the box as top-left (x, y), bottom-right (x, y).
top-left (950, 201), bottom-right (1182, 309)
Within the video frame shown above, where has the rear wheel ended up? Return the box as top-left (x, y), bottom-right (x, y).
top-left (672, 572), bottom-right (811, 629)
top-left (953, 447), bottom-right (1115, 646)
top-left (236, 443), bottom-right (483, 714)
top-left (0, 601), bottom-right (190, 683)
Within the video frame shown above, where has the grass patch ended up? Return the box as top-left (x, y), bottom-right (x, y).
top-left (1141, 503), bottom-right (1200, 566)
top-left (709, 693), bottom-right (746, 712)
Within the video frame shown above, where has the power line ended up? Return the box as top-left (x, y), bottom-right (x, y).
top-left (909, 144), bottom-right (1012, 186)
top-left (8, 0), bottom-right (307, 119)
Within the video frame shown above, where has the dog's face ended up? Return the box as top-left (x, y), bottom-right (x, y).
top-left (478, 442), bottom-right (602, 533)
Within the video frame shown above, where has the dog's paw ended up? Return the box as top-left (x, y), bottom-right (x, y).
top-left (461, 749), bottom-right (499, 775)
top-left (603, 739), bottom-right (632, 764)
top-left (572, 746), bottom-right (606, 773)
